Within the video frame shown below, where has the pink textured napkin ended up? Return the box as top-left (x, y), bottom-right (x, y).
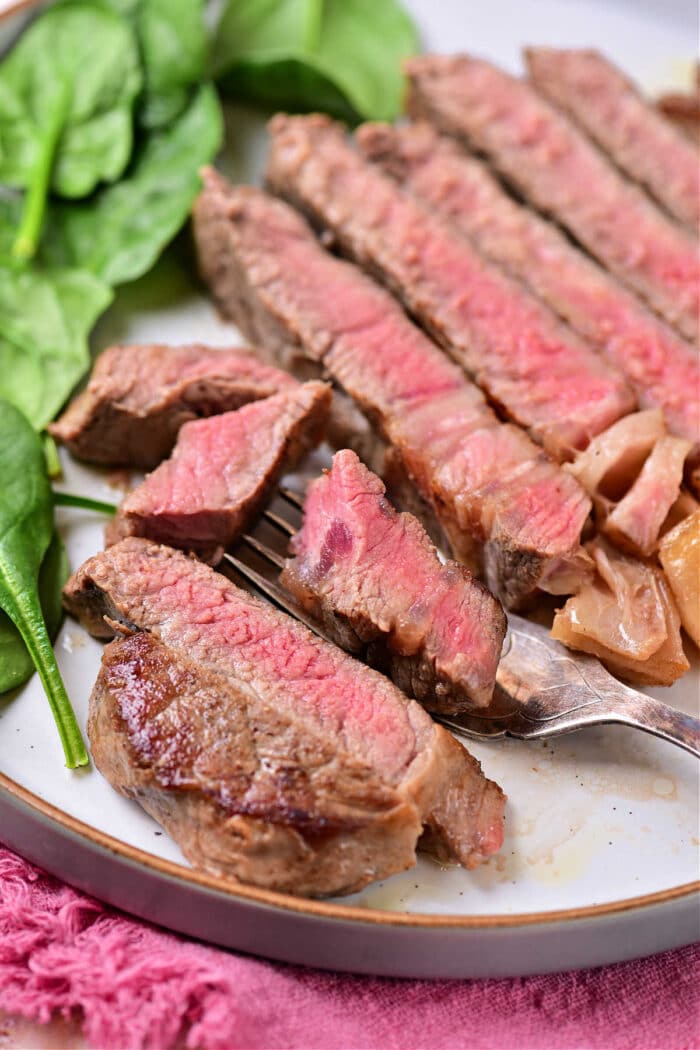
top-left (1, 847), bottom-right (698, 1050)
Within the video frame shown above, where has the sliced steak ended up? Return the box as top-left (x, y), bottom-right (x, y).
top-left (525, 48), bottom-right (700, 231)
top-left (405, 54), bottom-right (700, 341)
top-left (66, 538), bottom-right (506, 892)
top-left (48, 344), bottom-right (297, 470)
top-left (91, 632), bottom-right (423, 897)
top-left (266, 114), bottom-right (634, 460)
top-left (358, 122), bottom-right (700, 461)
top-left (281, 450), bottom-right (506, 713)
top-left (107, 382), bottom-right (330, 559)
top-left (193, 171), bottom-right (591, 607)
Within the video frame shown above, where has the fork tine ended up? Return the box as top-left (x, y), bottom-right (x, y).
top-left (241, 533), bottom-right (286, 570)
top-left (263, 508), bottom-right (297, 537)
top-left (278, 486), bottom-right (305, 510)
top-left (222, 552), bottom-right (337, 645)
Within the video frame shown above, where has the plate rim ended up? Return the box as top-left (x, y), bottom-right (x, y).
top-left (3, 770), bottom-right (698, 929)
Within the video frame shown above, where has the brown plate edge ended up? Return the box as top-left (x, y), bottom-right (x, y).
top-left (2, 769), bottom-right (698, 930)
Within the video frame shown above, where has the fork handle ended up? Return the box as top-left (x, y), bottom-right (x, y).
top-left (524, 688), bottom-right (700, 758)
top-left (609, 690), bottom-right (700, 758)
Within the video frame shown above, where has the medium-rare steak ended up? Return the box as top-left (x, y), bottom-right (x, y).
top-left (526, 48), bottom-right (700, 231)
top-left (281, 450), bottom-right (506, 713)
top-left (193, 171), bottom-right (591, 608)
top-left (91, 632), bottom-right (423, 896)
top-left (266, 114), bottom-right (634, 461)
top-left (107, 382), bottom-right (330, 559)
top-left (405, 54), bottom-right (700, 341)
top-left (66, 539), bottom-right (506, 894)
top-left (358, 122), bottom-right (700, 464)
top-left (48, 344), bottom-right (297, 470)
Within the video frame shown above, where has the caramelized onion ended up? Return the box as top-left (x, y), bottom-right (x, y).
top-left (658, 509), bottom-right (700, 648)
top-left (552, 538), bottom-right (689, 685)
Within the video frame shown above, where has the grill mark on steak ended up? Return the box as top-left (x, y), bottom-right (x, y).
top-left (48, 344), bottom-right (298, 470)
top-left (107, 382), bottom-right (330, 560)
top-left (281, 450), bottom-right (506, 713)
top-left (405, 54), bottom-right (700, 342)
top-left (65, 538), bottom-right (506, 887)
top-left (525, 48), bottom-right (700, 232)
top-left (90, 631), bottom-right (425, 896)
top-left (357, 122), bottom-right (700, 466)
top-left (192, 171), bottom-right (591, 607)
top-left (265, 114), bottom-right (634, 461)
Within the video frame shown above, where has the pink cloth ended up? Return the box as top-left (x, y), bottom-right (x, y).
top-left (0, 847), bottom-right (698, 1050)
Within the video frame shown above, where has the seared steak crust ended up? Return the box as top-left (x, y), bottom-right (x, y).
top-left (91, 631), bottom-right (421, 896)
top-left (107, 382), bottom-right (330, 559)
top-left (65, 538), bottom-right (506, 888)
top-left (192, 171), bottom-right (591, 607)
top-left (49, 343), bottom-right (297, 470)
top-left (266, 114), bottom-right (633, 460)
top-left (281, 450), bottom-right (505, 712)
top-left (405, 54), bottom-right (700, 341)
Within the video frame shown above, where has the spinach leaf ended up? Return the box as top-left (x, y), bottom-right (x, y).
top-left (0, 401), bottom-right (87, 767)
top-left (212, 0), bottom-right (418, 123)
top-left (43, 83), bottom-right (222, 286)
top-left (0, 531), bottom-right (69, 694)
top-left (0, 262), bottom-right (112, 429)
top-left (134, 0), bottom-right (208, 128)
top-left (0, 0), bottom-right (142, 257)
top-left (0, 1), bottom-right (142, 197)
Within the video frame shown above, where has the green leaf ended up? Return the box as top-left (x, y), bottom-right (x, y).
top-left (0, 531), bottom-right (69, 694)
top-left (134, 0), bottom-right (208, 128)
top-left (0, 262), bottom-right (112, 429)
top-left (0, 401), bottom-right (87, 766)
top-left (0, 194), bottom-right (21, 257)
top-left (213, 0), bottom-right (418, 122)
top-left (0, 1), bottom-right (142, 198)
top-left (43, 83), bottom-right (222, 286)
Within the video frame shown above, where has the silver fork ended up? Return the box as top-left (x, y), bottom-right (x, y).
top-left (222, 490), bottom-right (700, 759)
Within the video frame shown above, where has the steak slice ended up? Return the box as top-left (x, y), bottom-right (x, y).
top-left (91, 632), bottom-right (423, 897)
top-left (193, 171), bottom-right (591, 607)
top-left (107, 382), bottom-right (330, 560)
top-left (281, 450), bottom-right (506, 713)
top-left (358, 122), bottom-right (700, 462)
top-left (405, 54), bottom-right (700, 342)
top-left (66, 538), bottom-right (506, 891)
top-left (266, 114), bottom-right (634, 461)
top-left (526, 48), bottom-right (700, 232)
top-left (48, 343), bottom-right (297, 470)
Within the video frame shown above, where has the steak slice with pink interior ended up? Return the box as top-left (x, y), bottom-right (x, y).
top-left (48, 343), bottom-right (297, 470)
top-left (358, 121), bottom-right (699, 465)
top-left (91, 632), bottom-right (422, 897)
top-left (107, 381), bottom-right (330, 560)
top-left (66, 538), bottom-right (506, 893)
top-left (266, 114), bottom-right (634, 461)
top-left (281, 450), bottom-right (506, 713)
top-left (193, 171), bottom-right (591, 607)
top-left (526, 48), bottom-right (700, 232)
top-left (405, 54), bottom-right (700, 341)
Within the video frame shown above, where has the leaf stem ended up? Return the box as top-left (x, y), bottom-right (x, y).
top-left (12, 80), bottom-right (70, 261)
top-left (12, 591), bottom-right (88, 768)
top-left (43, 434), bottom-right (62, 478)
top-left (53, 492), bottom-right (117, 515)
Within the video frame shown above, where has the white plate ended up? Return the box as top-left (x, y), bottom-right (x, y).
top-left (0, 0), bottom-right (698, 978)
